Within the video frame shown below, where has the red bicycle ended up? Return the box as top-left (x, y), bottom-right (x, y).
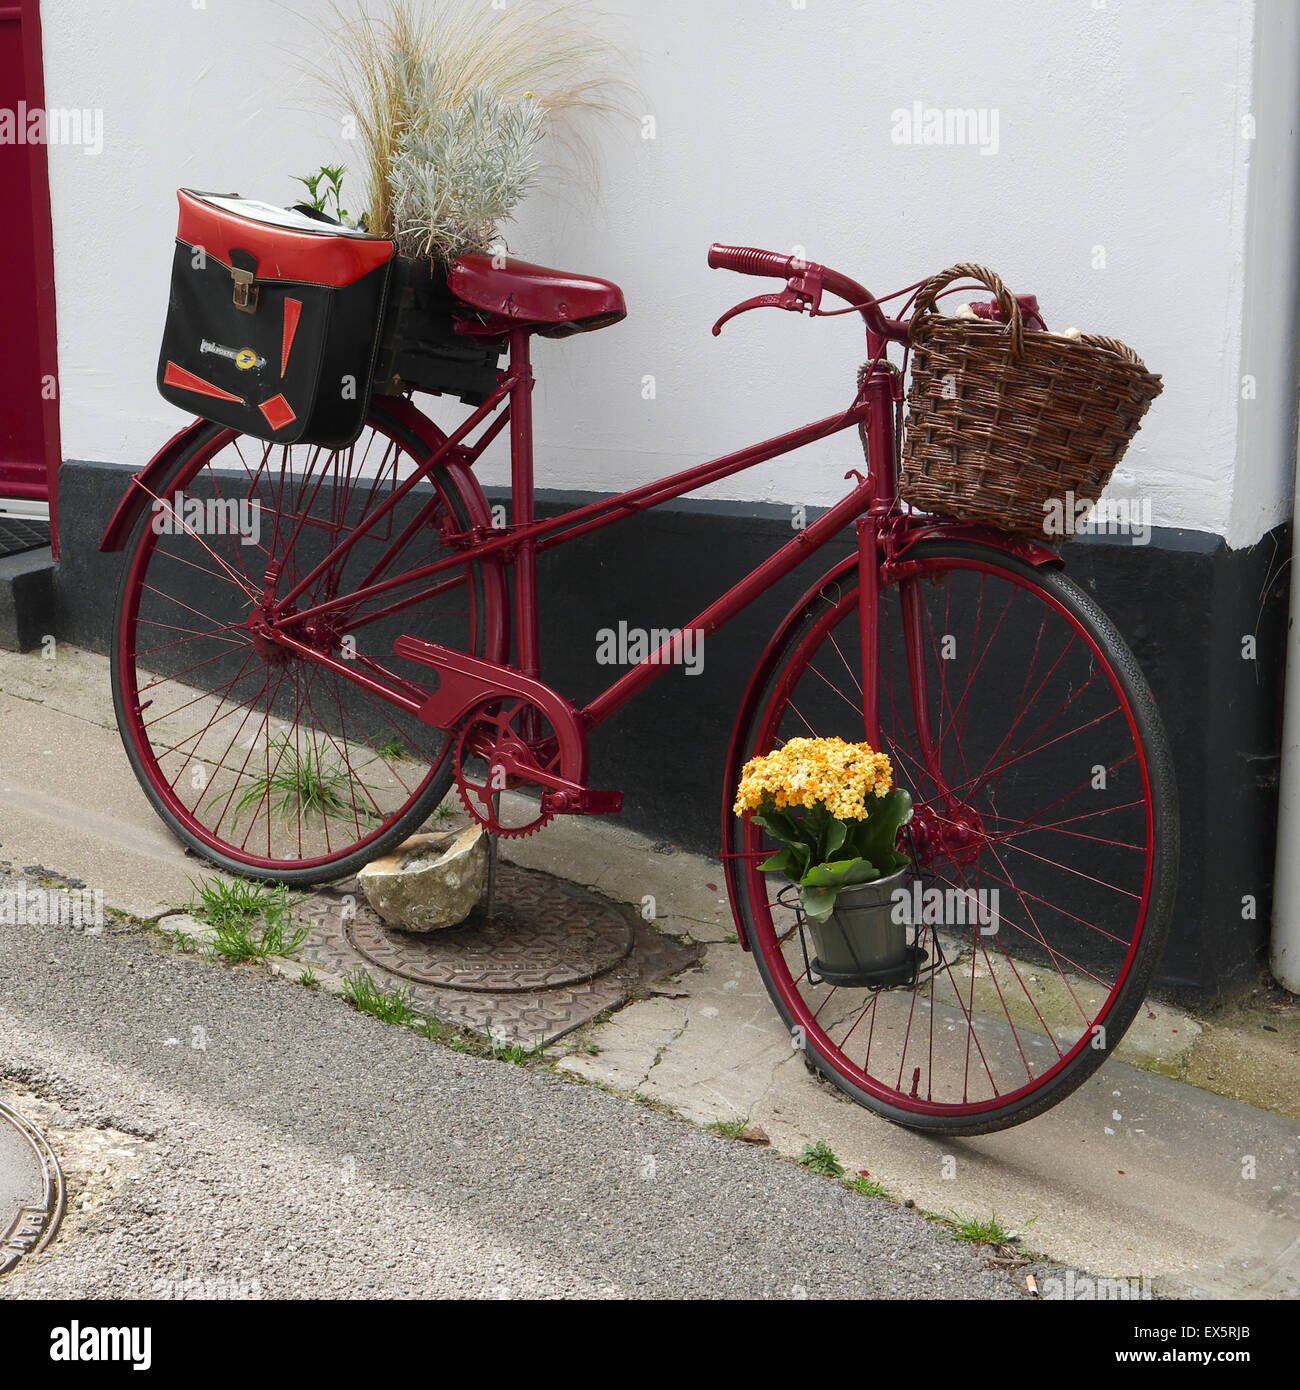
top-left (103, 244), bottom-right (1177, 1135)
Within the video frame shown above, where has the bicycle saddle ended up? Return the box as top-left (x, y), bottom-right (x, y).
top-left (449, 254), bottom-right (626, 337)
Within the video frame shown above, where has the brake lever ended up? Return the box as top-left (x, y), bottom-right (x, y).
top-left (711, 263), bottom-right (824, 336)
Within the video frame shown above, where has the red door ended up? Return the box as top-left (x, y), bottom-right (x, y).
top-left (0, 0), bottom-right (60, 552)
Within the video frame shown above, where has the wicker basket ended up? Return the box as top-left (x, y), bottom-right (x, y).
top-left (900, 263), bottom-right (1163, 538)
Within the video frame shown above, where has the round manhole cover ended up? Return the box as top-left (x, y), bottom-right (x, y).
top-left (346, 863), bottom-right (635, 992)
top-left (0, 1099), bottom-right (63, 1275)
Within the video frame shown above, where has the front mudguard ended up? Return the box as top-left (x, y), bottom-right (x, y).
top-left (880, 519), bottom-right (1063, 580)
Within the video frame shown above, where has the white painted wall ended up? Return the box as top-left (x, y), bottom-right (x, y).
top-left (39, 0), bottom-right (1298, 545)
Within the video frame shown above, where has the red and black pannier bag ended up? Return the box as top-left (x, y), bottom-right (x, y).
top-left (157, 189), bottom-right (397, 449)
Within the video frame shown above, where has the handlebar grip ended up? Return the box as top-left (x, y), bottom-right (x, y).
top-left (707, 244), bottom-right (794, 278)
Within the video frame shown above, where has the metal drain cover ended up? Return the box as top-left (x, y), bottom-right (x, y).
top-left (345, 865), bottom-right (634, 991)
top-left (296, 861), bottom-right (700, 1044)
top-left (0, 517), bottom-right (51, 559)
top-left (0, 1098), bottom-right (64, 1275)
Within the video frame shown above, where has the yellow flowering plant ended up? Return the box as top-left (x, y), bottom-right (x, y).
top-left (734, 737), bottom-right (913, 923)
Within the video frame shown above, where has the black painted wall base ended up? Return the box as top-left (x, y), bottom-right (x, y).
top-left (52, 459), bottom-right (1290, 1006)
top-left (0, 547), bottom-right (56, 653)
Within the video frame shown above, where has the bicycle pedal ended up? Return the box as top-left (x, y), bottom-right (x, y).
top-left (540, 786), bottom-right (623, 816)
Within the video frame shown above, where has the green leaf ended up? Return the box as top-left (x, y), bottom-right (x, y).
top-left (853, 787), bottom-right (914, 874)
top-left (751, 808), bottom-right (796, 843)
top-left (800, 884), bottom-right (839, 923)
top-left (753, 807), bottom-right (818, 856)
top-left (757, 848), bottom-right (796, 875)
top-left (824, 818), bottom-right (848, 857)
top-left (801, 857), bottom-right (881, 889)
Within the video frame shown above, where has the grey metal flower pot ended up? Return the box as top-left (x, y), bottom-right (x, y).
top-left (806, 867), bottom-right (917, 988)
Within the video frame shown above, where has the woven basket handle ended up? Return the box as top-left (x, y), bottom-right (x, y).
top-left (1080, 333), bottom-right (1148, 369)
top-left (910, 263), bottom-right (1024, 356)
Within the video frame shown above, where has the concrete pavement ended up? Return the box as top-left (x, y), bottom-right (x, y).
top-left (1, 643), bottom-right (1297, 1298)
top-left (0, 873), bottom-right (1022, 1299)
top-left (507, 814), bottom-right (1300, 1299)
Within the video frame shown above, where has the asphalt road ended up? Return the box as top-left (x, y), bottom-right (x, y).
top-left (0, 874), bottom-right (1021, 1300)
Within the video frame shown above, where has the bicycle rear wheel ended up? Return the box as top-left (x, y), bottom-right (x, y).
top-left (725, 540), bottom-right (1178, 1135)
top-left (112, 400), bottom-right (506, 885)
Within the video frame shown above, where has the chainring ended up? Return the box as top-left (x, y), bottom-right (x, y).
top-left (453, 697), bottom-right (564, 838)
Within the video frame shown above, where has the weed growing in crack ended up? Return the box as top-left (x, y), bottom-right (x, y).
top-left (796, 1140), bottom-right (845, 1178)
top-left (187, 876), bottom-right (307, 962)
top-left (943, 1210), bottom-right (1030, 1246)
top-left (845, 1173), bottom-right (889, 1198)
top-left (489, 1035), bottom-right (546, 1064)
top-left (343, 970), bottom-right (416, 1025)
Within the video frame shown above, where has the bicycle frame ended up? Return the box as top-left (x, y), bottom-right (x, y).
top-left (258, 326), bottom-right (914, 738)
top-left (101, 256), bottom-right (1061, 800)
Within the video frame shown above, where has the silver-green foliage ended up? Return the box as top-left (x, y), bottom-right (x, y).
top-left (388, 61), bottom-right (546, 261)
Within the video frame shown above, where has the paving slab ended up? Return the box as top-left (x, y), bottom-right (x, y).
top-left (0, 692), bottom-right (216, 917)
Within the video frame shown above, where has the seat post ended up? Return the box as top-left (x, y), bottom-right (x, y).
top-left (508, 327), bottom-right (540, 679)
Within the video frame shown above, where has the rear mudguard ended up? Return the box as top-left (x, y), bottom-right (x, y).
top-left (98, 395), bottom-right (493, 551)
top-left (720, 523), bottom-right (1061, 949)
top-left (100, 395), bottom-right (509, 673)
top-left (99, 416), bottom-right (218, 553)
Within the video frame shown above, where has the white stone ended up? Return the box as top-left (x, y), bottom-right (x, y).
top-left (357, 827), bottom-right (488, 932)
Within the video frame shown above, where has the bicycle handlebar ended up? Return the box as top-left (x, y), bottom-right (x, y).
top-left (707, 244), bottom-right (796, 278)
top-left (707, 242), bottom-right (907, 345)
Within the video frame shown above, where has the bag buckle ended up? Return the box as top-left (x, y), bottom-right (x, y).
top-left (231, 267), bottom-right (258, 313)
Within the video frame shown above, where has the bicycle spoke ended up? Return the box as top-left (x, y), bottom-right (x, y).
top-left (734, 547), bottom-right (1165, 1126)
top-left (116, 410), bottom-right (499, 875)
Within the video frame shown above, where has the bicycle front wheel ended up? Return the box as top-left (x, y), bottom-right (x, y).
top-left (112, 401), bottom-right (506, 885)
top-left (725, 541), bottom-right (1178, 1135)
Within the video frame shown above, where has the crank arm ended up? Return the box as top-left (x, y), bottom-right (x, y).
top-left (471, 725), bottom-right (623, 817)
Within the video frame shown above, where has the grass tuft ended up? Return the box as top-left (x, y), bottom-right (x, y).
top-left (845, 1173), bottom-right (889, 1199)
top-left (946, 1210), bottom-right (1017, 1246)
top-left (215, 733), bottom-right (381, 829)
top-left (489, 1034), bottom-right (545, 1064)
top-left (343, 969), bottom-right (417, 1025)
top-left (187, 876), bottom-right (307, 962)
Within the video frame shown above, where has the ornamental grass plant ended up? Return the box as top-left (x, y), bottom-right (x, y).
top-left (313, 0), bottom-right (626, 260)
